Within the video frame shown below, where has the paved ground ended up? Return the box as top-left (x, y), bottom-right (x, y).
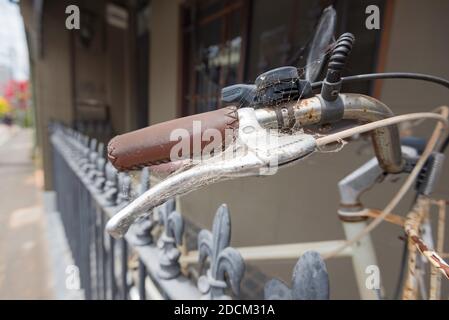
top-left (0, 126), bottom-right (54, 299)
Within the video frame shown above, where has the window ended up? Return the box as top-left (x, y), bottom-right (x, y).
top-left (180, 0), bottom-right (249, 115)
top-left (181, 0), bottom-right (387, 115)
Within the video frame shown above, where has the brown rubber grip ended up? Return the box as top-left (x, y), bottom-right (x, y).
top-left (107, 106), bottom-right (239, 171)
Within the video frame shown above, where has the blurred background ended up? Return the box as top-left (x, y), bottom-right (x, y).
top-left (0, 0), bottom-right (448, 299)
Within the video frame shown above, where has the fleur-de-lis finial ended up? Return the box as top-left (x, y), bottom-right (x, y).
top-left (116, 172), bottom-right (131, 205)
top-left (197, 204), bottom-right (245, 300)
top-left (138, 167), bottom-right (150, 195)
top-left (103, 162), bottom-right (118, 206)
top-left (93, 156), bottom-right (106, 190)
top-left (81, 138), bottom-right (97, 174)
top-left (77, 135), bottom-right (90, 169)
top-left (264, 251), bottom-right (329, 300)
top-left (69, 130), bottom-right (79, 154)
top-left (87, 142), bottom-right (103, 182)
top-left (129, 168), bottom-right (156, 246)
top-left (157, 198), bottom-right (184, 279)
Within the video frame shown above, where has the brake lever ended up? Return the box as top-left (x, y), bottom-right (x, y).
top-left (106, 108), bottom-right (316, 238)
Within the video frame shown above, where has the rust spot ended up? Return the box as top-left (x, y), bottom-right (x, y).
top-left (411, 235), bottom-right (428, 253)
top-left (308, 112), bottom-right (314, 120)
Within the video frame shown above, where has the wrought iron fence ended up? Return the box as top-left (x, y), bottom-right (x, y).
top-left (49, 122), bottom-right (329, 300)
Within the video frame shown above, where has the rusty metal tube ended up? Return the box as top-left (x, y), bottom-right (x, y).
top-left (339, 94), bottom-right (404, 173)
top-left (254, 97), bottom-right (323, 129)
top-left (254, 93), bottom-right (404, 173)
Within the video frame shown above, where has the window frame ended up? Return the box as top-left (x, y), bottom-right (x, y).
top-left (178, 0), bottom-right (393, 116)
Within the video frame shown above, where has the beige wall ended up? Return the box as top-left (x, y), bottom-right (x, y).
top-left (21, 0), bottom-right (75, 190)
top-left (148, 0), bottom-right (449, 299)
top-left (148, 0), bottom-right (181, 124)
top-left (105, 22), bottom-right (129, 134)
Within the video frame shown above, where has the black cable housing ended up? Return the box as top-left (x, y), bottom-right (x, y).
top-left (325, 33), bottom-right (355, 83)
top-left (312, 72), bottom-right (449, 90)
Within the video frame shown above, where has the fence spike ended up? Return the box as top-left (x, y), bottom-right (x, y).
top-left (197, 204), bottom-right (245, 300)
top-left (103, 162), bottom-right (118, 206)
top-left (116, 172), bottom-right (131, 206)
top-left (128, 168), bottom-right (155, 246)
top-left (264, 250), bottom-right (330, 300)
top-left (157, 200), bottom-right (184, 280)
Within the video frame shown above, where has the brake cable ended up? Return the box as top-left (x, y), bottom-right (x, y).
top-left (311, 72), bottom-right (449, 91)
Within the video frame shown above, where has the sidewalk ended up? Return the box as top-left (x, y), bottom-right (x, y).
top-left (0, 124), bottom-right (19, 147)
top-left (0, 127), bottom-right (54, 299)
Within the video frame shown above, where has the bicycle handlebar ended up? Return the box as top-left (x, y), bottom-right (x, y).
top-left (105, 93), bottom-right (406, 238)
top-left (107, 94), bottom-right (403, 174)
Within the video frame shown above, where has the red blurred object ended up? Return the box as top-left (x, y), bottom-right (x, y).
top-left (3, 79), bottom-right (29, 110)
